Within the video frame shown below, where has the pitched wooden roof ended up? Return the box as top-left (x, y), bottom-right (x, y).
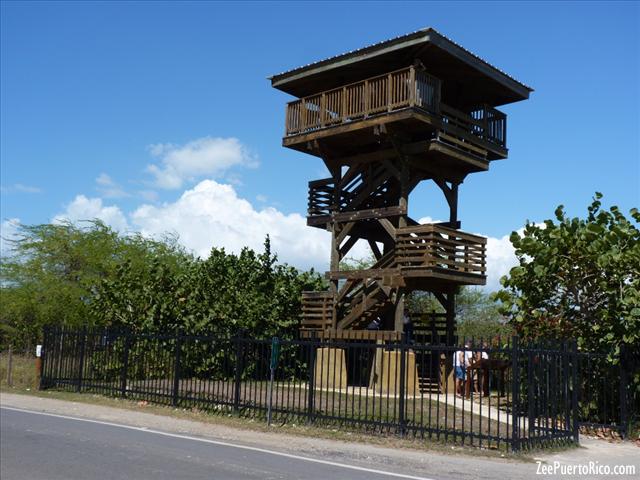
top-left (270, 28), bottom-right (533, 108)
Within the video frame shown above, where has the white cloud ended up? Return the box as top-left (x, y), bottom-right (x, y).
top-left (130, 180), bottom-right (329, 269)
top-left (146, 137), bottom-right (258, 190)
top-left (95, 173), bottom-right (130, 199)
top-left (138, 189), bottom-right (159, 202)
top-left (484, 232), bottom-right (518, 292)
top-left (53, 195), bottom-right (129, 232)
top-left (1, 183), bottom-right (42, 194)
top-left (417, 216), bottom-right (442, 225)
top-left (1, 218), bottom-right (21, 256)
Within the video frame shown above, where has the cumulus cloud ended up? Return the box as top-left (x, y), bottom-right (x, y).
top-left (53, 195), bottom-right (129, 232)
top-left (1, 218), bottom-right (21, 256)
top-left (131, 180), bottom-right (330, 269)
top-left (146, 137), bottom-right (258, 190)
top-left (484, 232), bottom-right (518, 292)
top-left (95, 173), bottom-right (130, 199)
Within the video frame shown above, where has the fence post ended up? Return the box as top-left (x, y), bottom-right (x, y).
top-left (172, 332), bottom-right (182, 407)
top-left (233, 333), bottom-right (244, 413)
top-left (307, 333), bottom-right (318, 423)
top-left (120, 330), bottom-right (131, 398)
top-left (511, 336), bottom-right (520, 452)
top-left (619, 345), bottom-right (628, 439)
top-left (76, 328), bottom-right (87, 393)
top-left (398, 334), bottom-right (407, 437)
top-left (38, 327), bottom-right (47, 390)
top-left (571, 340), bottom-right (579, 444)
top-left (527, 347), bottom-right (535, 439)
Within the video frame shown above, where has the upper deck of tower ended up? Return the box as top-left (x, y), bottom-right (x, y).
top-left (270, 28), bottom-right (533, 163)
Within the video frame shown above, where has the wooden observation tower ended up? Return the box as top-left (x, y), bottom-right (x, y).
top-left (270, 28), bottom-right (532, 344)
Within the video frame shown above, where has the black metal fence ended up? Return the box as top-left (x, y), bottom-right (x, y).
top-left (44, 327), bottom-right (627, 451)
top-left (577, 348), bottom-right (639, 438)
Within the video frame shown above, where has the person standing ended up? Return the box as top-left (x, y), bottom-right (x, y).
top-left (453, 345), bottom-right (467, 397)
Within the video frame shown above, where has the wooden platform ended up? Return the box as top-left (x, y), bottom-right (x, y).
top-left (300, 329), bottom-right (402, 341)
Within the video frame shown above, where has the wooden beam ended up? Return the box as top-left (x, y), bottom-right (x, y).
top-left (330, 205), bottom-right (406, 223)
top-left (368, 239), bottom-right (382, 260)
top-left (339, 235), bottom-right (359, 257)
top-left (377, 218), bottom-right (396, 239)
top-left (327, 268), bottom-right (398, 280)
top-left (336, 221), bottom-right (355, 245)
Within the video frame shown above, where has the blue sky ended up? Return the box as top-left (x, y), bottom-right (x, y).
top-left (1, 1), bottom-right (638, 289)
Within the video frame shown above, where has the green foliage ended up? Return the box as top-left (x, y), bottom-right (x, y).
top-left (0, 221), bottom-right (191, 348)
top-left (1, 222), bottom-right (325, 349)
top-left (496, 193), bottom-right (640, 357)
top-left (90, 236), bottom-right (325, 339)
top-left (456, 288), bottom-right (512, 339)
top-left (406, 289), bottom-right (510, 340)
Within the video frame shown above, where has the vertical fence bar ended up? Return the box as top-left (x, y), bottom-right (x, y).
top-left (398, 335), bottom-right (407, 437)
top-left (511, 336), bottom-right (520, 452)
top-left (76, 328), bottom-right (87, 393)
top-left (172, 333), bottom-right (182, 407)
top-left (571, 340), bottom-right (579, 444)
top-left (120, 330), bottom-right (130, 398)
top-left (527, 348), bottom-right (534, 446)
top-left (619, 345), bottom-right (628, 439)
top-left (233, 334), bottom-right (243, 413)
top-left (307, 335), bottom-right (317, 423)
top-left (39, 330), bottom-right (46, 389)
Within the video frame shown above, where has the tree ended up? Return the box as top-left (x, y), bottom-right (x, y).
top-left (495, 193), bottom-right (640, 356)
top-left (87, 235), bottom-right (327, 339)
top-left (456, 288), bottom-right (511, 339)
top-left (0, 221), bottom-right (191, 348)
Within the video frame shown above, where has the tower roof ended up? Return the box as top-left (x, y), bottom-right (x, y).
top-left (270, 28), bottom-right (533, 107)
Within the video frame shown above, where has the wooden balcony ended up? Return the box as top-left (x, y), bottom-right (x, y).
top-left (328, 223), bottom-right (487, 287)
top-left (395, 224), bottom-right (486, 286)
top-left (283, 65), bottom-right (507, 160)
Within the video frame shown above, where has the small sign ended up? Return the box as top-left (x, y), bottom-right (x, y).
top-left (36, 345), bottom-right (42, 358)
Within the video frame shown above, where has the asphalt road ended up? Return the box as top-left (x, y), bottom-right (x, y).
top-left (0, 407), bottom-right (432, 480)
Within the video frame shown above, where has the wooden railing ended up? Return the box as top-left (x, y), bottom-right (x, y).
top-left (307, 163), bottom-right (395, 221)
top-left (285, 66), bottom-right (507, 149)
top-left (395, 224), bottom-right (486, 277)
top-left (301, 291), bottom-right (334, 332)
top-left (286, 66), bottom-right (440, 136)
top-left (307, 178), bottom-right (334, 218)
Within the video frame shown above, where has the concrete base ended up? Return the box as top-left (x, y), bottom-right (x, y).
top-left (314, 348), bottom-right (347, 390)
top-left (442, 354), bottom-right (455, 394)
top-left (369, 350), bottom-right (419, 395)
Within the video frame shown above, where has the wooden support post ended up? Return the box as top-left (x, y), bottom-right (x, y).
top-left (445, 290), bottom-right (456, 347)
top-left (394, 293), bottom-right (405, 332)
top-left (449, 183), bottom-right (459, 226)
top-left (328, 163), bottom-right (342, 330)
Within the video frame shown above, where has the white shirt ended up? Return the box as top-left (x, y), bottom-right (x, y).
top-left (453, 350), bottom-right (463, 367)
top-left (464, 350), bottom-right (474, 366)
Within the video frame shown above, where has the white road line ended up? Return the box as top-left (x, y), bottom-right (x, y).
top-left (1, 406), bottom-right (436, 480)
